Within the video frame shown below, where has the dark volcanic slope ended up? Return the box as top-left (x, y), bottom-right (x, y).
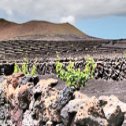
top-left (0, 19), bottom-right (94, 41)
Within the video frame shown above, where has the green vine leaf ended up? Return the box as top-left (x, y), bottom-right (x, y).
top-left (55, 56), bottom-right (96, 88)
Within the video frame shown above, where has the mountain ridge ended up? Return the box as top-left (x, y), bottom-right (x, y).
top-left (0, 19), bottom-right (97, 41)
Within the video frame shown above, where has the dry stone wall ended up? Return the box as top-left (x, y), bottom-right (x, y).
top-left (0, 73), bottom-right (126, 126)
top-left (0, 58), bottom-right (126, 81)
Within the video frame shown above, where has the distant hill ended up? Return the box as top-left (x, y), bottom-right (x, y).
top-left (0, 19), bottom-right (96, 41)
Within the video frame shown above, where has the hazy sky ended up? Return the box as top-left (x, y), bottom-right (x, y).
top-left (0, 0), bottom-right (126, 39)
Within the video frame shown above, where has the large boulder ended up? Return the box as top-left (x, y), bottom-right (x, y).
top-left (99, 95), bottom-right (126, 126)
top-left (61, 91), bottom-right (89, 125)
top-left (30, 78), bottom-right (74, 125)
top-left (74, 97), bottom-right (109, 126)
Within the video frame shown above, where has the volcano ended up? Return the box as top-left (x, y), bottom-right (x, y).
top-left (0, 19), bottom-right (95, 41)
top-left (0, 18), bottom-right (125, 61)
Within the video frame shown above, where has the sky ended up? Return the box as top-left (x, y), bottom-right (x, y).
top-left (0, 0), bottom-right (126, 39)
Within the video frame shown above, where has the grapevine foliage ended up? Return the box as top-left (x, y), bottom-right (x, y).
top-left (14, 58), bottom-right (37, 76)
top-left (55, 57), bottom-right (96, 88)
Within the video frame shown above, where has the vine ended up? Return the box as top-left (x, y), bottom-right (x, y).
top-left (55, 56), bottom-right (96, 88)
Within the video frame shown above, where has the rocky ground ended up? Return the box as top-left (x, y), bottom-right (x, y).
top-left (0, 73), bottom-right (126, 126)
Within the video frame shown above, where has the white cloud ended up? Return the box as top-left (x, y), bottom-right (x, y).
top-left (0, 0), bottom-right (126, 24)
top-left (6, 9), bottom-right (13, 16)
top-left (60, 16), bottom-right (75, 24)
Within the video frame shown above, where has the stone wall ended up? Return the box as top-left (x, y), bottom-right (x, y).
top-left (0, 58), bottom-right (126, 81)
top-left (0, 73), bottom-right (126, 126)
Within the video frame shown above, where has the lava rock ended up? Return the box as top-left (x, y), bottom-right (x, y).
top-left (99, 95), bottom-right (126, 126)
top-left (3, 64), bottom-right (14, 76)
top-left (19, 75), bottom-right (39, 86)
top-left (74, 97), bottom-right (109, 126)
top-left (52, 87), bottom-right (75, 111)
